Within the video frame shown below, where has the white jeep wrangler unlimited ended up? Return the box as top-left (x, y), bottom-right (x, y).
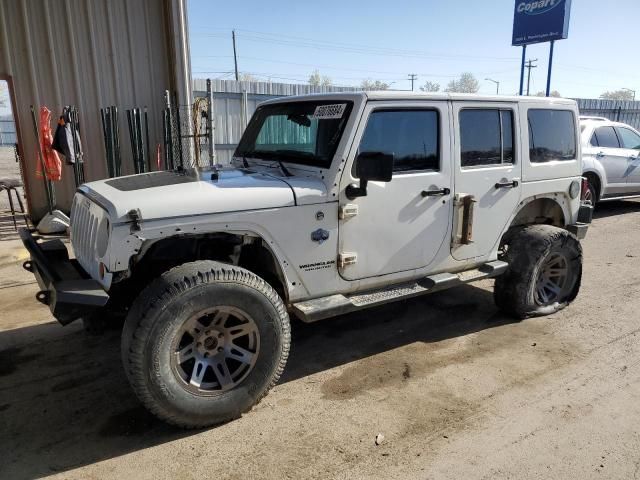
top-left (21, 92), bottom-right (593, 428)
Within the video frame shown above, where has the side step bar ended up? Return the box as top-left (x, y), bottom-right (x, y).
top-left (292, 260), bottom-right (508, 323)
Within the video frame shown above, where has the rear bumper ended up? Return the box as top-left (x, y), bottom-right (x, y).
top-left (567, 203), bottom-right (594, 240)
top-left (19, 228), bottom-right (109, 325)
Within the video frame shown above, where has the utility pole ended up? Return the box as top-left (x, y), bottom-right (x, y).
top-left (232, 30), bottom-right (239, 81)
top-left (525, 59), bottom-right (538, 96)
top-left (408, 74), bottom-right (418, 91)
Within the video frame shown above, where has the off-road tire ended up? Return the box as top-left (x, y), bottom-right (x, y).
top-left (121, 260), bottom-right (290, 428)
top-left (494, 225), bottom-right (582, 319)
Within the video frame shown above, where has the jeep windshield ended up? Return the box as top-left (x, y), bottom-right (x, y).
top-left (235, 100), bottom-right (353, 168)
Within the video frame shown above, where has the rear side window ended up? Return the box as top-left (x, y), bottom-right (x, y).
top-left (528, 109), bottom-right (576, 162)
top-left (358, 109), bottom-right (439, 173)
top-left (595, 126), bottom-right (620, 148)
top-left (460, 109), bottom-right (514, 167)
top-left (616, 127), bottom-right (640, 149)
top-left (590, 131), bottom-right (599, 147)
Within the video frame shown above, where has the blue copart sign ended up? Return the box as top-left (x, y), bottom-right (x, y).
top-left (512, 0), bottom-right (572, 46)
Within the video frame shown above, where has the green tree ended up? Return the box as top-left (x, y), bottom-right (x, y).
top-left (309, 70), bottom-right (333, 87)
top-left (444, 72), bottom-right (480, 93)
top-left (600, 89), bottom-right (635, 101)
top-left (420, 81), bottom-right (441, 92)
top-left (360, 79), bottom-right (390, 91)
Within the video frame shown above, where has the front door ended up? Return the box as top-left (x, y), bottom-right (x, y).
top-left (452, 103), bottom-right (522, 260)
top-left (338, 101), bottom-right (452, 281)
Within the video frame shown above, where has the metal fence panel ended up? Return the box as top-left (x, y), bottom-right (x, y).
top-left (574, 98), bottom-right (640, 130)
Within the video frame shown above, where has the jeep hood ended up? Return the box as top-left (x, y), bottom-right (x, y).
top-left (79, 168), bottom-right (328, 223)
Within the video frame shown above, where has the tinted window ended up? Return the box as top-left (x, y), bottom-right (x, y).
top-left (460, 109), bottom-right (514, 167)
top-left (590, 132), bottom-right (599, 147)
top-left (358, 110), bottom-right (439, 172)
top-left (616, 127), bottom-right (640, 149)
top-left (528, 110), bottom-right (576, 162)
top-left (595, 126), bottom-right (620, 148)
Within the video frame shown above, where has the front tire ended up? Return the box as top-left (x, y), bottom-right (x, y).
top-left (494, 225), bottom-right (582, 319)
top-left (121, 261), bottom-right (290, 428)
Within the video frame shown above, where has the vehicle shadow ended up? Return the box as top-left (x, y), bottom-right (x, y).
top-left (0, 282), bottom-right (516, 479)
top-left (592, 199), bottom-right (640, 220)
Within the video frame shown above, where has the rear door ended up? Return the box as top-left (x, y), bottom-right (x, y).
top-left (591, 126), bottom-right (632, 195)
top-left (615, 126), bottom-right (640, 190)
top-left (451, 103), bottom-right (522, 260)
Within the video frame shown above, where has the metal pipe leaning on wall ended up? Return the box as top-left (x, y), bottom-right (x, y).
top-left (100, 106), bottom-right (122, 178)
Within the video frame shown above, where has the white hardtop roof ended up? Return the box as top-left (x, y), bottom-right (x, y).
top-left (260, 91), bottom-right (576, 106)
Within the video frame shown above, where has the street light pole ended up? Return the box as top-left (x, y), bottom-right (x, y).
top-left (485, 78), bottom-right (500, 95)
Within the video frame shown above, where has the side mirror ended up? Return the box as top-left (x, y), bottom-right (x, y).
top-left (346, 151), bottom-right (394, 200)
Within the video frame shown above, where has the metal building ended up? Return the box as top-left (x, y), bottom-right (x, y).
top-left (0, 0), bottom-right (193, 220)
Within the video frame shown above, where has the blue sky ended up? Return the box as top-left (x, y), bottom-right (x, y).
top-left (188, 0), bottom-right (639, 98)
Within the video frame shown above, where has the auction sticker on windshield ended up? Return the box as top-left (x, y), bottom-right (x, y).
top-left (312, 104), bottom-right (347, 119)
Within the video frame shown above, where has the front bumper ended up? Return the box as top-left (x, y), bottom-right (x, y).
top-left (19, 228), bottom-right (109, 325)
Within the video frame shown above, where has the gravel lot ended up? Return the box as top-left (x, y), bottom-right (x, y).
top-left (1, 201), bottom-right (640, 480)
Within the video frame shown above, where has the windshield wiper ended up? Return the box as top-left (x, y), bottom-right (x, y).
top-left (239, 149), bottom-right (294, 177)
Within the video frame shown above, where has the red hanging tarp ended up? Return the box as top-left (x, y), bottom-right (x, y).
top-left (36, 106), bottom-right (62, 181)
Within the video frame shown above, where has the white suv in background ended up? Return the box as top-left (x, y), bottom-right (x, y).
top-left (581, 117), bottom-right (640, 204)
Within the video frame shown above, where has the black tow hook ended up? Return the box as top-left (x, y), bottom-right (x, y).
top-left (36, 291), bottom-right (50, 305)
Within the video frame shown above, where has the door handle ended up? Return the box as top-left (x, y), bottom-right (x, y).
top-left (630, 155), bottom-right (638, 161)
top-left (596, 152), bottom-right (605, 158)
top-left (495, 180), bottom-right (519, 189)
top-left (421, 187), bottom-right (450, 197)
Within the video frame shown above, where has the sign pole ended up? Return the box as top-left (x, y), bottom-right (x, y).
top-left (519, 45), bottom-right (527, 95)
top-left (545, 40), bottom-right (555, 97)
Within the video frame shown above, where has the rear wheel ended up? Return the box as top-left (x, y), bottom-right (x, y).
top-left (121, 260), bottom-right (290, 428)
top-left (494, 225), bottom-right (582, 318)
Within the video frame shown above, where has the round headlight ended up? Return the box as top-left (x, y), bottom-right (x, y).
top-left (569, 180), bottom-right (580, 199)
top-left (96, 217), bottom-right (110, 258)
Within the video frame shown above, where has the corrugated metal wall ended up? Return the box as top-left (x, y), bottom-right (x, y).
top-left (192, 79), bottom-right (359, 164)
top-left (0, 0), bottom-right (191, 220)
top-left (575, 98), bottom-right (640, 130)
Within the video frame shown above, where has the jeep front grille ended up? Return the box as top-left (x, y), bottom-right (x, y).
top-left (70, 194), bottom-right (99, 272)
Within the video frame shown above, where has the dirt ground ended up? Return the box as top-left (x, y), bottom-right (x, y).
top-left (1, 201), bottom-right (640, 480)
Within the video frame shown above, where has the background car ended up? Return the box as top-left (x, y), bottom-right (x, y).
top-left (581, 117), bottom-right (640, 204)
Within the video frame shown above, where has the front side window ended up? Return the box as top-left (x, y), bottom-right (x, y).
top-left (528, 109), bottom-right (576, 163)
top-left (616, 127), bottom-right (640, 150)
top-left (235, 101), bottom-right (353, 168)
top-left (594, 126), bottom-right (620, 149)
top-left (358, 109), bottom-right (439, 173)
top-left (460, 109), bottom-right (514, 167)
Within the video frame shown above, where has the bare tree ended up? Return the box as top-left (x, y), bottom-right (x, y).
top-left (536, 90), bottom-right (562, 97)
top-left (444, 72), bottom-right (480, 93)
top-left (420, 81), bottom-right (441, 92)
top-left (238, 73), bottom-right (258, 82)
top-left (309, 70), bottom-right (333, 87)
top-left (600, 89), bottom-right (635, 101)
top-left (361, 79), bottom-right (390, 91)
